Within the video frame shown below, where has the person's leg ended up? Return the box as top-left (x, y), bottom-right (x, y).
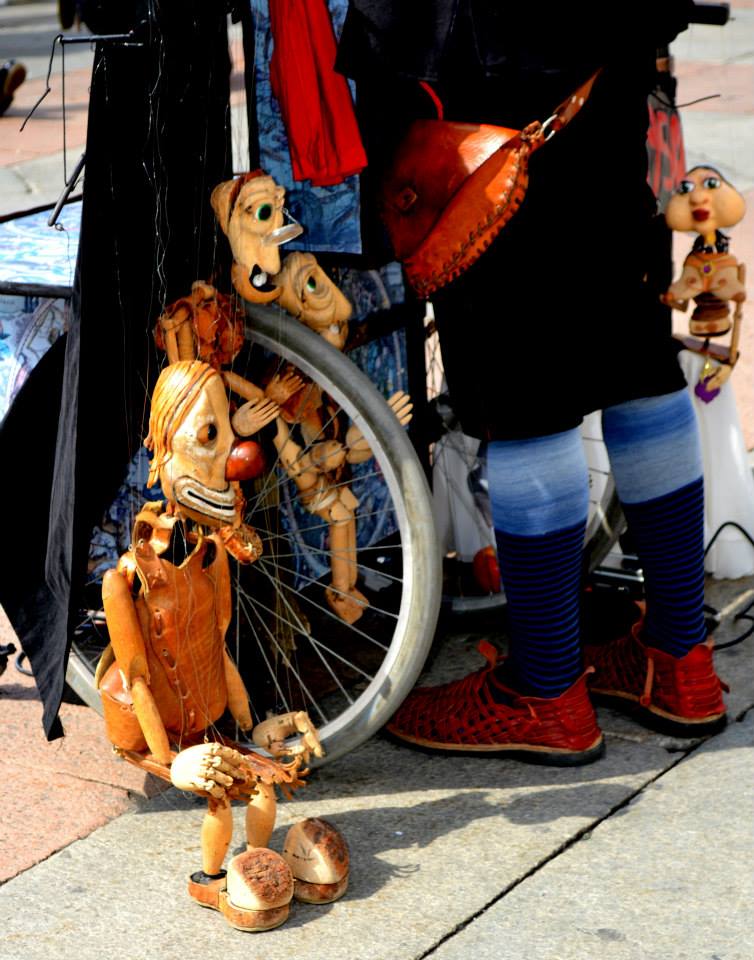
top-left (486, 428), bottom-right (589, 697)
top-left (587, 389), bottom-right (726, 733)
top-left (603, 389), bottom-right (706, 653)
top-left (387, 427), bottom-right (603, 763)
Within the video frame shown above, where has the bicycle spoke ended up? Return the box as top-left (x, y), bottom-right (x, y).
top-left (237, 587), bottom-right (329, 725)
top-left (256, 554), bottom-right (399, 621)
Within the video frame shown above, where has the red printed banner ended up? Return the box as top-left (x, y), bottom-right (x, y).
top-left (646, 90), bottom-right (686, 212)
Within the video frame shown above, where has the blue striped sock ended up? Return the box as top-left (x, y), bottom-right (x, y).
top-left (494, 521), bottom-right (586, 697)
top-left (603, 390), bottom-right (707, 656)
top-left (487, 429), bottom-right (588, 697)
top-left (620, 479), bottom-right (707, 656)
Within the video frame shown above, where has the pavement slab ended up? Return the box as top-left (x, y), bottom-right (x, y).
top-left (0, 570), bottom-right (751, 960)
top-left (0, 608), bottom-right (167, 884)
top-left (0, 726), bottom-right (703, 960)
top-left (429, 712), bottom-right (754, 960)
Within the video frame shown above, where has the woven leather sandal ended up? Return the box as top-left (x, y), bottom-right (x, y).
top-left (583, 618), bottom-right (728, 736)
top-left (385, 640), bottom-right (604, 766)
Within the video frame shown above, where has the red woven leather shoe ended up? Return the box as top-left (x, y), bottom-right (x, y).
top-left (385, 640), bottom-right (604, 766)
top-left (584, 619), bottom-right (728, 736)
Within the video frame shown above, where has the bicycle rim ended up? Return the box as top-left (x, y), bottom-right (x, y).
top-left (67, 301), bottom-right (442, 766)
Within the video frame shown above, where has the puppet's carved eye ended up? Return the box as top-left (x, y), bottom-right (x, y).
top-left (255, 203), bottom-right (273, 221)
top-left (677, 180), bottom-right (694, 195)
top-left (703, 176), bottom-right (721, 189)
top-left (305, 276), bottom-right (318, 293)
top-left (197, 423), bottom-right (218, 444)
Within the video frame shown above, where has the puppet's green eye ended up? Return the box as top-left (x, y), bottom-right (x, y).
top-left (256, 203), bottom-right (273, 221)
top-left (306, 276), bottom-right (317, 292)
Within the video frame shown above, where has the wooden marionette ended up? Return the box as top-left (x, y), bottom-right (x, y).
top-left (96, 359), bottom-right (349, 933)
top-left (211, 173), bottom-right (412, 624)
top-left (662, 166), bottom-right (747, 402)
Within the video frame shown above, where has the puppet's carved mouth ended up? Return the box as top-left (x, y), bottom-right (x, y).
top-left (174, 477), bottom-right (236, 522)
top-left (250, 264), bottom-right (276, 293)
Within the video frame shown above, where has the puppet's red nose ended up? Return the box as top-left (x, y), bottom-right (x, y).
top-left (226, 440), bottom-right (266, 480)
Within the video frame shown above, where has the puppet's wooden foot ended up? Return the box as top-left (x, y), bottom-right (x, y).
top-left (283, 818), bottom-right (350, 904)
top-left (218, 848), bottom-right (294, 932)
top-left (187, 869), bottom-right (227, 909)
top-left (325, 585), bottom-right (369, 624)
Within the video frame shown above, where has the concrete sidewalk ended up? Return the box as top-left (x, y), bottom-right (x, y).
top-left (1, 575), bottom-right (752, 960)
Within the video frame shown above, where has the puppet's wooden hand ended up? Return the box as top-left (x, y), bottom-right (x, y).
top-left (170, 743), bottom-right (250, 800)
top-left (252, 711), bottom-right (324, 762)
top-left (265, 371), bottom-right (305, 404)
top-left (232, 397), bottom-right (280, 436)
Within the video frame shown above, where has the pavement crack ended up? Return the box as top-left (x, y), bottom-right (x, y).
top-left (415, 744), bottom-right (705, 960)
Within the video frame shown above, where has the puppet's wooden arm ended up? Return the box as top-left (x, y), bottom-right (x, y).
top-left (115, 747), bottom-right (176, 784)
top-left (224, 651), bottom-right (253, 732)
top-left (272, 417), bottom-right (313, 480)
top-left (223, 369), bottom-right (265, 403)
top-left (101, 569), bottom-right (172, 765)
top-left (208, 532), bottom-right (255, 732)
top-left (660, 292), bottom-right (690, 312)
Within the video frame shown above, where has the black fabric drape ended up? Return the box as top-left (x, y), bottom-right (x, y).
top-left (0, 1), bottom-right (233, 738)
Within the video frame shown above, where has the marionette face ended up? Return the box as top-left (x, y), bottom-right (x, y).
top-left (146, 361), bottom-right (239, 527)
top-left (665, 167), bottom-right (746, 235)
top-left (211, 172), bottom-right (303, 304)
top-left (274, 252), bottom-right (352, 350)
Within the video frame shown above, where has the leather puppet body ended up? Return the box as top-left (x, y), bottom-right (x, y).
top-left (98, 509), bottom-right (232, 753)
top-left (96, 359), bottom-right (349, 932)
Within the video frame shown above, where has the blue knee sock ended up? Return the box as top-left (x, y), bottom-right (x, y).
top-left (487, 428), bottom-right (589, 698)
top-left (602, 390), bottom-right (707, 656)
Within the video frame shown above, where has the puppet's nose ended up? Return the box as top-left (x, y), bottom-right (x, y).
top-left (226, 440), bottom-right (266, 480)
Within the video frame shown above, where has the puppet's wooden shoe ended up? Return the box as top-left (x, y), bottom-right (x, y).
top-left (283, 818), bottom-right (350, 904)
top-left (220, 848), bottom-right (293, 932)
top-left (325, 586), bottom-right (369, 625)
top-left (187, 869), bottom-right (226, 909)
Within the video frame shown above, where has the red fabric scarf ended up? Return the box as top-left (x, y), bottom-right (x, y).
top-left (269, 0), bottom-right (367, 186)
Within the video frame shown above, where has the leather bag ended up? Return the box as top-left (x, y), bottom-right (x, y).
top-left (380, 72), bottom-right (600, 297)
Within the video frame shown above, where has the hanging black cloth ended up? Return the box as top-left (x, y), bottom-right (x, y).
top-left (0, 1), bottom-right (233, 738)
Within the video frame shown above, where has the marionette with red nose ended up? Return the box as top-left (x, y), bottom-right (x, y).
top-left (96, 359), bottom-right (349, 932)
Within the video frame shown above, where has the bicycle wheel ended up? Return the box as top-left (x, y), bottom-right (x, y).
top-left (67, 301), bottom-right (442, 766)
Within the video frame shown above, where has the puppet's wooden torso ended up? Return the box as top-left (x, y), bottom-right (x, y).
top-left (99, 516), bottom-right (231, 752)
